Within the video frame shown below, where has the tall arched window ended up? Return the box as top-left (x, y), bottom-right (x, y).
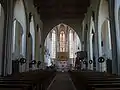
top-left (69, 30), bottom-right (74, 58)
top-left (51, 30), bottom-right (56, 58)
top-left (0, 4), bottom-right (1, 16)
top-left (12, 20), bottom-right (16, 53)
top-left (101, 20), bottom-right (112, 58)
top-left (12, 20), bottom-right (23, 59)
top-left (118, 7), bottom-right (120, 35)
top-left (60, 31), bottom-right (65, 52)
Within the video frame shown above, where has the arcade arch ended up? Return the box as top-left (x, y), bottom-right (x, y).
top-left (98, 0), bottom-right (112, 72)
top-left (11, 0), bottom-right (27, 72)
top-left (44, 23), bottom-right (81, 70)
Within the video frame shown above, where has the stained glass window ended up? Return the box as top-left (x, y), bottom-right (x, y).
top-left (60, 31), bottom-right (65, 52)
top-left (69, 30), bottom-right (74, 58)
top-left (12, 20), bottom-right (16, 53)
top-left (0, 4), bottom-right (1, 16)
top-left (51, 30), bottom-right (56, 58)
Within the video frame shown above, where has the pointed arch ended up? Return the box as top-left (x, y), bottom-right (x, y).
top-left (98, 0), bottom-right (111, 72)
top-left (13, 0), bottom-right (27, 57)
top-left (101, 20), bottom-right (112, 58)
top-left (44, 23), bottom-right (81, 67)
top-left (12, 20), bottom-right (23, 59)
top-left (98, 0), bottom-right (109, 56)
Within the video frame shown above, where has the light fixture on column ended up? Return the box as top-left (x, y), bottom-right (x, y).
top-left (98, 57), bottom-right (105, 63)
top-left (28, 32), bottom-right (31, 38)
top-left (89, 60), bottom-right (93, 64)
top-left (19, 57), bottom-right (26, 65)
top-left (29, 60), bottom-right (36, 65)
top-left (37, 61), bottom-right (41, 68)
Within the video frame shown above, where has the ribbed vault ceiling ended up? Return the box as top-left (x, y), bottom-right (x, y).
top-left (34, 0), bottom-right (90, 20)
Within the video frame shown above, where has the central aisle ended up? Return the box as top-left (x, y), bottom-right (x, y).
top-left (47, 72), bottom-right (76, 90)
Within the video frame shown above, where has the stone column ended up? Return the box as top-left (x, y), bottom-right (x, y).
top-left (26, 13), bottom-right (32, 71)
top-left (94, 1), bottom-right (101, 72)
top-left (26, 21), bottom-right (30, 71)
top-left (108, 0), bottom-right (118, 74)
top-left (3, 0), bottom-right (14, 76)
top-left (89, 33), bottom-right (94, 70)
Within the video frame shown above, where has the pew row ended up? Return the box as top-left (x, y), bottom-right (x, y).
top-left (0, 69), bottom-right (56, 90)
top-left (69, 70), bottom-right (120, 90)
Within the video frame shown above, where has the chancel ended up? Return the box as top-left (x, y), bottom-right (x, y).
top-left (0, 0), bottom-right (120, 90)
top-left (44, 24), bottom-right (81, 72)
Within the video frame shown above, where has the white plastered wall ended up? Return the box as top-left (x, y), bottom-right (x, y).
top-left (24, 0), bottom-right (43, 64)
top-left (30, 16), bottom-right (35, 61)
top-left (83, 7), bottom-right (93, 70)
top-left (81, 0), bottom-right (104, 71)
top-left (37, 28), bottom-right (41, 66)
top-left (12, 20), bottom-right (23, 59)
top-left (44, 33), bottom-right (52, 66)
top-left (34, 11), bottom-right (42, 66)
top-left (101, 20), bottom-right (112, 59)
top-left (98, 0), bottom-right (109, 72)
top-left (11, 0), bottom-right (43, 71)
top-left (14, 0), bottom-right (26, 57)
top-left (89, 16), bottom-right (95, 70)
top-left (13, 0), bottom-right (27, 72)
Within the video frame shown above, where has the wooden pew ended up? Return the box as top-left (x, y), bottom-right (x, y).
top-left (87, 83), bottom-right (120, 90)
top-left (69, 70), bottom-right (120, 90)
top-left (87, 87), bottom-right (120, 90)
top-left (0, 70), bottom-right (56, 90)
top-left (0, 84), bottom-right (32, 90)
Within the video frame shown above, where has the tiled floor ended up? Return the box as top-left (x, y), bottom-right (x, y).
top-left (48, 72), bottom-right (76, 90)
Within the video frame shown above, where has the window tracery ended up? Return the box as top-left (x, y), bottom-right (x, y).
top-left (60, 31), bottom-right (65, 52)
top-left (52, 30), bottom-right (56, 58)
top-left (69, 30), bottom-right (74, 58)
